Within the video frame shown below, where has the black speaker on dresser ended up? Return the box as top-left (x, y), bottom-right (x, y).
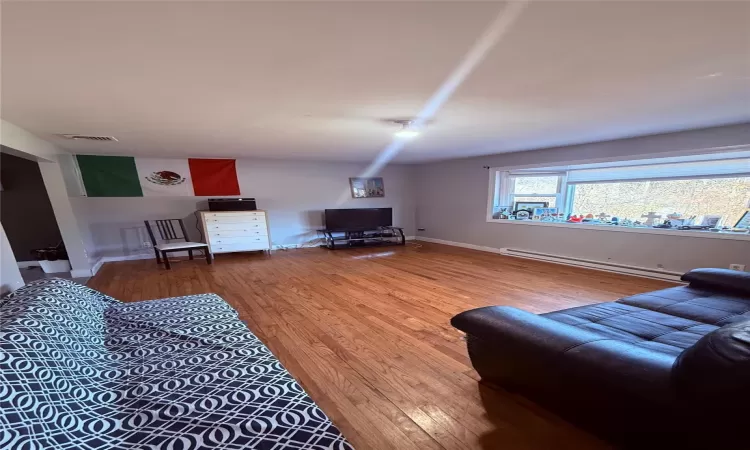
top-left (207, 198), bottom-right (257, 211)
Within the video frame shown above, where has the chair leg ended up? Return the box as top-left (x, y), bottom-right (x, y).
top-left (205, 250), bottom-right (213, 265)
top-left (188, 249), bottom-right (194, 260)
top-left (154, 249), bottom-right (162, 265)
top-left (163, 251), bottom-right (172, 270)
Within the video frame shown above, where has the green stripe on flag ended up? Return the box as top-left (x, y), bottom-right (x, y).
top-left (76, 155), bottom-right (144, 197)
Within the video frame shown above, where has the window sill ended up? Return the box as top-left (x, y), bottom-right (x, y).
top-left (485, 219), bottom-right (750, 241)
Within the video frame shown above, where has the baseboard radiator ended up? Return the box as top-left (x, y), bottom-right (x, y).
top-left (499, 247), bottom-right (683, 282)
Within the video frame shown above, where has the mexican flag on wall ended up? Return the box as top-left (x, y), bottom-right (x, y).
top-left (75, 155), bottom-right (241, 197)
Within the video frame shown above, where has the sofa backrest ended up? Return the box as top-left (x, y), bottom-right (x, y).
top-left (681, 268), bottom-right (750, 297)
top-left (1, 278), bottom-right (119, 341)
top-left (0, 278), bottom-right (121, 441)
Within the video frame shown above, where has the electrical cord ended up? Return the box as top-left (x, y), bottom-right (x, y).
top-left (192, 211), bottom-right (206, 257)
top-left (276, 231), bottom-right (326, 251)
top-left (194, 211), bottom-right (204, 242)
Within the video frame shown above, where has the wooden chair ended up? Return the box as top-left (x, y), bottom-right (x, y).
top-left (144, 219), bottom-right (212, 270)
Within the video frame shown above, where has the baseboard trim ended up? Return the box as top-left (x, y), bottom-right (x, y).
top-left (89, 253), bottom-right (154, 276)
top-left (21, 260), bottom-right (93, 279)
top-left (17, 261), bottom-right (41, 269)
top-left (89, 251), bottom-right (223, 275)
top-left (90, 258), bottom-right (105, 276)
top-left (416, 237), bottom-right (505, 254)
top-left (272, 236), bottom-right (415, 250)
top-left (415, 237), bottom-right (683, 282)
top-left (101, 254), bottom-right (154, 262)
top-left (71, 268), bottom-right (95, 278)
top-left (272, 243), bottom-right (306, 250)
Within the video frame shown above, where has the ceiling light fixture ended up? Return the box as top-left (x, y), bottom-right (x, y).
top-left (389, 119), bottom-right (421, 139)
top-left (395, 128), bottom-right (420, 139)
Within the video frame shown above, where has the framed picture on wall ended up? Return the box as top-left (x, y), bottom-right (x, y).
top-left (532, 207), bottom-right (558, 221)
top-left (514, 201), bottom-right (548, 214)
top-left (349, 177), bottom-right (385, 198)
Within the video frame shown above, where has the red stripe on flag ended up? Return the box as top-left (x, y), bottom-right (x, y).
top-left (188, 159), bottom-right (240, 196)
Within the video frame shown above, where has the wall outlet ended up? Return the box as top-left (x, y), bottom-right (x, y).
top-left (142, 241), bottom-right (153, 249)
top-left (729, 264), bottom-right (746, 271)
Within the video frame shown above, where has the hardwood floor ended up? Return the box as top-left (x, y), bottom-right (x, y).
top-left (88, 242), bottom-right (675, 450)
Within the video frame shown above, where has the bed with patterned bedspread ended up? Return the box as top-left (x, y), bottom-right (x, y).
top-left (0, 278), bottom-right (353, 450)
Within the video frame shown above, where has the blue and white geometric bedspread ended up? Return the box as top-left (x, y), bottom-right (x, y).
top-left (0, 278), bottom-right (353, 449)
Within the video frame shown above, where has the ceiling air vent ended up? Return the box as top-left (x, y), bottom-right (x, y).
top-left (61, 134), bottom-right (118, 142)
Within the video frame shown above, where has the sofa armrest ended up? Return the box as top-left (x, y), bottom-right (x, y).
top-left (451, 306), bottom-right (606, 353)
top-left (682, 268), bottom-right (750, 296)
top-left (451, 306), bottom-right (676, 402)
top-left (562, 339), bottom-right (676, 402)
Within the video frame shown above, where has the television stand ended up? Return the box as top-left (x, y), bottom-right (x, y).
top-left (319, 227), bottom-right (405, 250)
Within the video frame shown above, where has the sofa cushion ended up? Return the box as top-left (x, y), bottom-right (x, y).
top-left (618, 286), bottom-right (750, 326)
top-left (105, 292), bottom-right (240, 340)
top-left (1, 279), bottom-right (353, 450)
top-left (105, 293), bottom-right (352, 449)
top-left (543, 283), bottom-right (750, 356)
top-left (542, 301), bottom-right (719, 356)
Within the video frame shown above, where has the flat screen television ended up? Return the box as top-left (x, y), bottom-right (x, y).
top-left (324, 208), bottom-right (392, 231)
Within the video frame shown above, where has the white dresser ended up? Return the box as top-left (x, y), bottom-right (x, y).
top-left (199, 210), bottom-right (271, 255)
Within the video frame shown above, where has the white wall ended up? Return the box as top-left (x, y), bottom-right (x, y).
top-left (1, 223), bottom-right (24, 294)
top-left (1, 120), bottom-right (92, 277)
top-left (1, 120), bottom-right (57, 162)
top-left (38, 160), bottom-right (92, 276)
top-left (9, 117), bottom-right (750, 277)
top-left (70, 159), bottom-right (416, 259)
top-left (415, 123), bottom-right (750, 273)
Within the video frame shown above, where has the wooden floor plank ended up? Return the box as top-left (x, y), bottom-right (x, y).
top-left (88, 241), bottom-right (675, 450)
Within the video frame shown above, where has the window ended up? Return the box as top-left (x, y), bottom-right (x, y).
top-left (570, 177), bottom-right (750, 226)
top-left (490, 155), bottom-right (750, 233)
top-left (495, 173), bottom-right (565, 211)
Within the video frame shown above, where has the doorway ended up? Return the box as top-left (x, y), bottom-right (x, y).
top-left (0, 151), bottom-right (88, 284)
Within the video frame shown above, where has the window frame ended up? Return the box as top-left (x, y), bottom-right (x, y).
top-left (486, 158), bottom-right (750, 241)
top-left (493, 171), bottom-right (568, 212)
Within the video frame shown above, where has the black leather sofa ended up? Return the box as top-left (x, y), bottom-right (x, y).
top-left (452, 268), bottom-right (750, 448)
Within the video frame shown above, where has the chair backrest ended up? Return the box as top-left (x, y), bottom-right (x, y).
top-left (144, 219), bottom-right (190, 246)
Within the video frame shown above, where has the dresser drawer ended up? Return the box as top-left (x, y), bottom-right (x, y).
top-left (206, 222), bottom-right (266, 232)
top-left (209, 235), bottom-right (269, 246)
top-left (204, 212), bottom-right (265, 223)
top-left (211, 242), bottom-right (269, 253)
top-left (207, 229), bottom-right (267, 238)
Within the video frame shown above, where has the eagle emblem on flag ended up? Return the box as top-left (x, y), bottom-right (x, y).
top-left (145, 170), bottom-right (186, 186)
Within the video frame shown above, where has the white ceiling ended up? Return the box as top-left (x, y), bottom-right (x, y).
top-left (2, 1), bottom-right (749, 163)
